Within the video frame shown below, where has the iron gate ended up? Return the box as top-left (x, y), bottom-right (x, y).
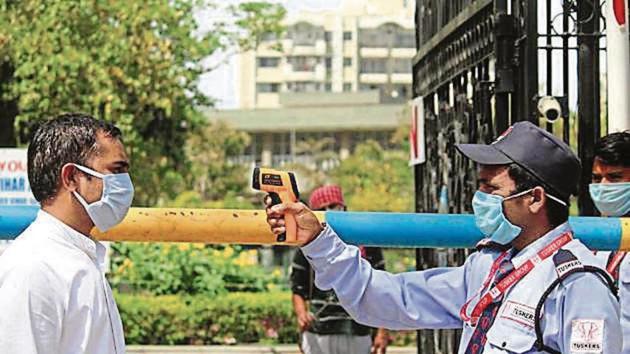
top-left (412, 0), bottom-right (607, 352)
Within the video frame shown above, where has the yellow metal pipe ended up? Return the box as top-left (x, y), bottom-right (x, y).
top-left (92, 208), bottom-right (325, 245)
top-left (620, 218), bottom-right (630, 251)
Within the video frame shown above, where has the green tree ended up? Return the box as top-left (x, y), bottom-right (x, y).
top-left (332, 140), bottom-right (414, 212)
top-left (0, 0), bottom-right (285, 205)
top-left (162, 120), bottom-right (257, 209)
top-left (283, 136), bottom-right (339, 196)
top-left (185, 121), bottom-right (251, 201)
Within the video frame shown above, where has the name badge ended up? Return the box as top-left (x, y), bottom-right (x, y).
top-left (500, 300), bottom-right (536, 328)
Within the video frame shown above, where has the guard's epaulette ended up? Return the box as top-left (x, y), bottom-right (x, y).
top-left (552, 249), bottom-right (583, 278)
top-left (475, 238), bottom-right (510, 252)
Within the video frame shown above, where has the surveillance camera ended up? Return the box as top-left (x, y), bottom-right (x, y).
top-left (537, 96), bottom-right (562, 122)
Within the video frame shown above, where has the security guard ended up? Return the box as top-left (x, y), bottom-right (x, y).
top-left (590, 131), bottom-right (630, 353)
top-left (266, 122), bottom-right (622, 353)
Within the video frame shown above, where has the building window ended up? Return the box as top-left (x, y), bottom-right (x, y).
top-left (288, 22), bottom-right (325, 46)
top-left (343, 83), bottom-right (352, 91)
top-left (257, 83), bottom-right (280, 93)
top-left (325, 83), bottom-right (332, 91)
top-left (288, 56), bottom-right (319, 72)
top-left (325, 57), bottom-right (332, 69)
top-left (360, 84), bottom-right (380, 91)
top-left (343, 58), bottom-right (352, 67)
top-left (286, 81), bottom-right (323, 92)
top-left (358, 24), bottom-right (415, 48)
top-left (392, 58), bottom-right (412, 73)
top-left (360, 58), bottom-right (387, 73)
top-left (272, 132), bottom-right (291, 155)
top-left (343, 31), bottom-right (352, 40)
top-left (258, 57), bottom-right (280, 68)
top-left (394, 32), bottom-right (416, 48)
top-left (324, 31), bottom-right (333, 41)
top-left (359, 28), bottom-right (386, 47)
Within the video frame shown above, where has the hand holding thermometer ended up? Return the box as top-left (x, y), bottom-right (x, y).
top-left (252, 167), bottom-right (300, 242)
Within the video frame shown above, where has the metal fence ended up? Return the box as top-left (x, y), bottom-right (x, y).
top-left (412, 0), bottom-right (607, 352)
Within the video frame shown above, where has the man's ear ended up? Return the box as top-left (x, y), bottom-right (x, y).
top-left (60, 164), bottom-right (80, 192)
top-left (528, 186), bottom-right (547, 214)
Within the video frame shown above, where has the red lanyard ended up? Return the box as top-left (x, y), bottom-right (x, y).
top-left (607, 252), bottom-right (627, 281)
top-left (460, 232), bottom-right (573, 325)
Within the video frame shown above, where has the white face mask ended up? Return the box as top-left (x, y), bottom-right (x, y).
top-left (72, 163), bottom-right (134, 232)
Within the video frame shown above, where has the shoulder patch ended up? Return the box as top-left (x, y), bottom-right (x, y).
top-left (570, 319), bottom-right (604, 353)
top-left (553, 249), bottom-right (583, 278)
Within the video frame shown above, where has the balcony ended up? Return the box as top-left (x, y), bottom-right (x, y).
top-left (390, 48), bottom-right (416, 58)
top-left (291, 40), bottom-right (327, 56)
top-left (359, 47), bottom-right (389, 58)
top-left (256, 68), bottom-right (283, 82)
top-left (284, 62), bottom-right (326, 81)
top-left (391, 73), bottom-right (413, 84)
top-left (359, 73), bottom-right (388, 84)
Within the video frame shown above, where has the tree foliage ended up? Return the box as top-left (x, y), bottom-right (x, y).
top-left (0, 0), bottom-right (285, 205)
top-left (331, 140), bottom-right (414, 212)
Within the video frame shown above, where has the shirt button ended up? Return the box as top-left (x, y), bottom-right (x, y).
top-left (502, 342), bottom-right (507, 348)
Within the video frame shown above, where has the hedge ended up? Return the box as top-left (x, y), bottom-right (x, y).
top-left (115, 291), bottom-right (415, 346)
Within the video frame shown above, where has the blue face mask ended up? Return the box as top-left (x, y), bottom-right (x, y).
top-left (472, 189), bottom-right (568, 244)
top-left (472, 189), bottom-right (532, 245)
top-left (589, 182), bottom-right (630, 216)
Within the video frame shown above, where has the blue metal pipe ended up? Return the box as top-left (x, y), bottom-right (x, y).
top-left (326, 212), bottom-right (629, 250)
top-left (326, 212), bottom-right (483, 248)
top-left (0, 205), bottom-right (38, 240)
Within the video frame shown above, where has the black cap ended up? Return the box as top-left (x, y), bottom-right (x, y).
top-left (455, 121), bottom-right (581, 202)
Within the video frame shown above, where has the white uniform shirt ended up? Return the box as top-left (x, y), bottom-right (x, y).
top-left (0, 210), bottom-right (125, 354)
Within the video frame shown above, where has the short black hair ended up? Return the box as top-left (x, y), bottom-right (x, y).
top-left (507, 163), bottom-right (568, 227)
top-left (594, 131), bottom-right (630, 167)
top-left (27, 113), bottom-right (122, 203)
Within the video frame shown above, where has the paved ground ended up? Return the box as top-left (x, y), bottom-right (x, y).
top-left (128, 345), bottom-right (417, 354)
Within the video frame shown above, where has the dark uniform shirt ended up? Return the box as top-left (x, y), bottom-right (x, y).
top-left (290, 247), bottom-right (385, 335)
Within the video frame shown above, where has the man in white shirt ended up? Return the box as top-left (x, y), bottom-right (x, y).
top-left (0, 113), bottom-right (135, 354)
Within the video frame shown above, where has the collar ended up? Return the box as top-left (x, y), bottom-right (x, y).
top-left (509, 222), bottom-right (572, 268)
top-left (37, 210), bottom-right (107, 270)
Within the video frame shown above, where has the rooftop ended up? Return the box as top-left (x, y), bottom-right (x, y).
top-left (205, 104), bottom-right (406, 133)
top-left (204, 91), bottom-right (408, 133)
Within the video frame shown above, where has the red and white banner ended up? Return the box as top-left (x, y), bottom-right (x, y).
top-left (409, 96), bottom-right (426, 166)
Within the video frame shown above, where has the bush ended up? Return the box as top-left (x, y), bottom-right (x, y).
top-left (116, 291), bottom-right (296, 345)
top-left (115, 291), bottom-right (415, 346)
top-left (109, 243), bottom-right (286, 296)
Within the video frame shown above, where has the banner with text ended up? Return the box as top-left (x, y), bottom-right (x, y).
top-left (0, 149), bottom-right (37, 206)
